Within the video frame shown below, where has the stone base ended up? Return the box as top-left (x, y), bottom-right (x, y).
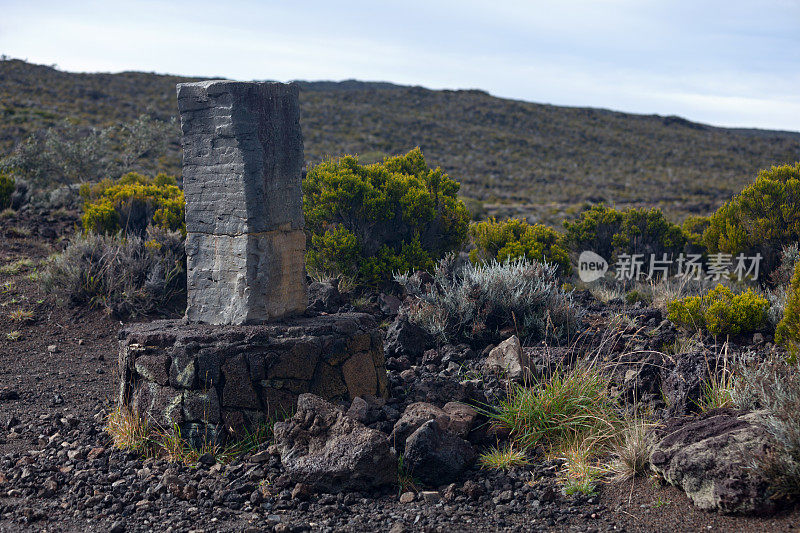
top-left (117, 313), bottom-right (387, 444)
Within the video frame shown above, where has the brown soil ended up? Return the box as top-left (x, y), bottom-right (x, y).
top-left (1, 210), bottom-right (799, 532)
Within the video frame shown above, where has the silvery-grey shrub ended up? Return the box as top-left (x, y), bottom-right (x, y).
top-left (396, 255), bottom-right (582, 345)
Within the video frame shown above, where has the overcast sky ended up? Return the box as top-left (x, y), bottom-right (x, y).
top-left (1, 0), bottom-right (798, 131)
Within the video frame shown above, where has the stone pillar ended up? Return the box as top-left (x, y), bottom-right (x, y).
top-left (176, 80), bottom-right (307, 324)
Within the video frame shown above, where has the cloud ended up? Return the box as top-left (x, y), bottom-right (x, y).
top-left (0, 0), bottom-right (797, 130)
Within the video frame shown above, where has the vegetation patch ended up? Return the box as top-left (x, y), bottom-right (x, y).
top-left (80, 172), bottom-right (185, 236)
top-left (478, 443), bottom-right (530, 471)
top-left (42, 229), bottom-right (185, 317)
top-left (303, 148), bottom-right (469, 286)
top-left (468, 217), bottom-right (571, 275)
top-left (106, 405), bottom-right (275, 466)
top-left (398, 256), bottom-right (581, 345)
top-left (703, 163), bottom-right (800, 276)
top-left (776, 261), bottom-right (800, 363)
top-left (563, 204), bottom-right (686, 264)
top-left (667, 284), bottom-right (768, 336)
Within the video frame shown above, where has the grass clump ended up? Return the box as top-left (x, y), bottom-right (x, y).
top-left (609, 415), bottom-right (653, 481)
top-left (5, 330), bottom-right (22, 341)
top-left (42, 228), bottom-right (185, 318)
top-left (0, 258), bottom-right (35, 276)
top-left (667, 284), bottom-right (768, 336)
top-left (486, 364), bottom-right (620, 451)
top-left (106, 405), bottom-right (152, 453)
top-left (468, 217), bottom-right (572, 275)
top-left (106, 405), bottom-right (277, 466)
top-left (8, 308), bottom-right (34, 321)
top-left (478, 443), bottom-right (530, 471)
top-left (558, 436), bottom-right (606, 496)
top-left (397, 256), bottom-right (581, 345)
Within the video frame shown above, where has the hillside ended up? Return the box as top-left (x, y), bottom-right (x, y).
top-left (1, 58), bottom-right (799, 223)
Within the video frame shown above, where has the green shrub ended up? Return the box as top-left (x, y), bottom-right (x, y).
top-left (625, 289), bottom-right (652, 306)
top-left (776, 261), bottom-right (800, 363)
top-left (469, 217), bottom-right (572, 275)
top-left (703, 163), bottom-right (800, 276)
top-left (397, 256), bottom-right (581, 345)
top-left (732, 356), bottom-right (800, 499)
top-left (0, 172), bottom-right (13, 209)
top-left (682, 214), bottom-right (710, 250)
top-left (563, 204), bottom-right (686, 263)
top-left (42, 228), bottom-right (185, 317)
top-left (667, 284), bottom-right (769, 336)
top-left (80, 172), bottom-right (185, 236)
top-left (303, 148), bottom-right (469, 285)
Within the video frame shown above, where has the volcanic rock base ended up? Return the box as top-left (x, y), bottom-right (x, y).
top-left (118, 313), bottom-right (388, 445)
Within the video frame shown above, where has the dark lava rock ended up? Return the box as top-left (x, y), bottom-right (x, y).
top-left (307, 281), bottom-right (343, 314)
top-left (384, 312), bottom-right (434, 362)
top-left (660, 350), bottom-right (711, 417)
top-left (403, 419), bottom-right (475, 486)
top-left (273, 393), bottom-right (397, 492)
top-left (649, 408), bottom-right (776, 515)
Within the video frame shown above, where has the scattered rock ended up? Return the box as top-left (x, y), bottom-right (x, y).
top-left (442, 402), bottom-right (479, 439)
top-left (403, 419), bottom-right (475, 486)
top-left (483, 335), bottom-right (530, 381)
top-left (273, 393), bottom-right (397, 492)
top-left (384, 313), bottom-right (433, 361)
top-left (308, 281), bottom-right (342, 314)
top-left (0, 388), bottom-right (19, 401)
top-left (421, 490), bottom-right (441, 503)
top-left (399, 491), bottom-right (416, 503)
top-left (660, 351), bottom-right (711, 417)
top-left (390, 402), bottom-right (450, 449)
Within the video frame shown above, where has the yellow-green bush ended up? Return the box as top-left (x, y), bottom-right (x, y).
top-left (80, 172), bottom-right (185, 236)
top-left (667, 284), bottom-right (769, 336)
top-left (682, 214), bottom-right (710, 250)
top-left (563, 204), bottom-right (686, 262)
top-left (775, 261), bottom-right (800, 363)
top-left (0, 172), bottom-right (14, 209)
top-left (303, 148), bottom-right (469, 285)
top-left (469, 217), bottom-right (572, 274)
top-left (703, 163), bottom-right (800, 276)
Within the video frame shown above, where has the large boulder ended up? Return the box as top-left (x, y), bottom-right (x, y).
top-left (403, 419), bottom-right (475, 486)
top-left (273, 393), bottom-right (397, 492)
top-left (483, 335), bottom-right (530, 381)
top-left (649, 409), bottom-right (776, 515)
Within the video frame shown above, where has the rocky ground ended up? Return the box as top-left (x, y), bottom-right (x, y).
top-left (2, 210), bottom-right (800, 532)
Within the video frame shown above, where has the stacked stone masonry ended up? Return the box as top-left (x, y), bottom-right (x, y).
top-left (118, 314), bottom-right (388, 445)
top-left (177, 80), bottom-right (307, 325)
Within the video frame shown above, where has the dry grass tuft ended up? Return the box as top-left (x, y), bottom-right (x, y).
top-left (478, 443), bottom-right (530, 471)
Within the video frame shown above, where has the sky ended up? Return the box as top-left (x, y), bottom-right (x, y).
top-left (1, 0), bottom-right (799, 131)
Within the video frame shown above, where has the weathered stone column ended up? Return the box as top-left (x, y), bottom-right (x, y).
top-left (176, 80), bottom-right (307, 324)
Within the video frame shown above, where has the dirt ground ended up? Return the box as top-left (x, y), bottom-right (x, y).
top-left (1, 210), bottom-right (799, 532)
